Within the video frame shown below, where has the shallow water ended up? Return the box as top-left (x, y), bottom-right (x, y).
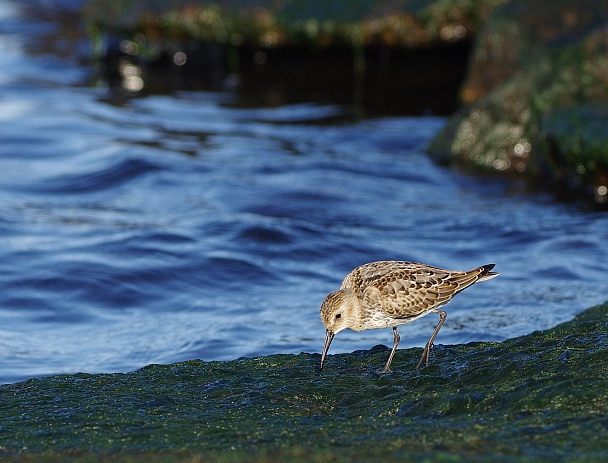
top-left (1, 1), bottom-right (607, 384)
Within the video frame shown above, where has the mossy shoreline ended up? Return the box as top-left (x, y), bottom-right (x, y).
top-left (1, 302), bottom-right (607, 462)
top-left (83, 0), bottom-right (495, 116)
top-left (427, 0), bottom-right (608, 207)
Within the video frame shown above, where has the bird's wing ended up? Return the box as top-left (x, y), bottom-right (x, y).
top-left (360, 265), bottom-right (465, 318)
top-left (344, 261), bottom-right (494, 318)
top-left (362, 279), bottom-right (457, 318)
top-left (341, 261), bottom-right (419, 295)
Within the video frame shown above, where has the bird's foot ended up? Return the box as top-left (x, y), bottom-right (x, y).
top-left (415, 343), bottom-right (433, 370)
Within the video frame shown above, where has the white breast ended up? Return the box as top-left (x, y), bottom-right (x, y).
top-left (356, 306), bottom-right (439, 331)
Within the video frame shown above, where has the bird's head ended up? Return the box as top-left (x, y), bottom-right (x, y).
top-left (319, 289), bottom-right (359, 370)
top-left (320, 289), bottom-right (358, 334)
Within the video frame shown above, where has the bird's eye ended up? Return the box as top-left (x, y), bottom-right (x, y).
top-left (335, 313), bottom-right (342, 319)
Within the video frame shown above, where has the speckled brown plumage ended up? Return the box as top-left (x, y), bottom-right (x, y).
top-left (320, 261), bottom-right (499, 373)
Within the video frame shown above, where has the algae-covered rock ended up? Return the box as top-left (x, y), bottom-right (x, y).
top-left (83, 0), bottom-right (508, 115)
top-left (83, 0), bottom-right (508, 49)
top-left (427, 0), bottom-right (608, 206)
top-left (540, 104), bottom-right (608, 205)
top-left (1, 302), bottom-right (608, 461)
top-left (460, 0), bottom-right (608, 105)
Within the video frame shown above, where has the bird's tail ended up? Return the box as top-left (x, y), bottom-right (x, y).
top-left (477, 264), bottom-right (499, 281)
top-left (449, 263), bottom-right (499, 296)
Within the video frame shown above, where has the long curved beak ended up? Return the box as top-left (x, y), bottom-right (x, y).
top-left (320, 329), bottom-right (335, 370)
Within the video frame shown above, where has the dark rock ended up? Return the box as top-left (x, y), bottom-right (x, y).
top-left (428, 0), bottom-right (608, 207)
top-left (540, 103), bottom-right (608, 205)
top-left (1, 302), bottom-right (608, 461)
top-left (81, 0), bottom-right (507, 115)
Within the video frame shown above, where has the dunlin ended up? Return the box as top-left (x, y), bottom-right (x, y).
top-left (319, 261), bottom-right (498, 372)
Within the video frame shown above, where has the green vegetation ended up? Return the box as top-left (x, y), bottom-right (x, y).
top-left (82, 0), bottom-right (508, 50)
top-left (427, 0), bottom-right (608, 205)
top-left (2, 302), bottom-right (607, 462)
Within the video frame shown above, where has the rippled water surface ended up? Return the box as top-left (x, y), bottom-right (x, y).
top-left (1, 1), bottom-right (608, 384)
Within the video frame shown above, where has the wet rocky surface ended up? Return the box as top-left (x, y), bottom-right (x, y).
top-left (428, 0), bottom-right (608, 207)
top-left (2, 302), bottom-right (607, 461)
top-left (82, 0), bottom-right (506, 115)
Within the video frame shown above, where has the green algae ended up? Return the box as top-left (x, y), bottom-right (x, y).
top-left (427, 0), bottom-right (608, 206)
top-left (81, 1), bottom-right (501, 116)
top-left (540, 104), bottom-right (608, 204)
top-left (1, 303), bottom-right (608, 462)
top-left (82, 0), bottom-right (507, 50)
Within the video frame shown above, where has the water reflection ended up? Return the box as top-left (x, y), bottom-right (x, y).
top-left (119, 60), bottom-right (145, 92)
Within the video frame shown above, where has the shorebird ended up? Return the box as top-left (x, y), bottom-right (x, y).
top-left (319, 261), bottom-right (498, 372)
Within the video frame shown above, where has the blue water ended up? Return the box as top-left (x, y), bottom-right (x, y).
top-left (1, 1), bottom-right (607, 384)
